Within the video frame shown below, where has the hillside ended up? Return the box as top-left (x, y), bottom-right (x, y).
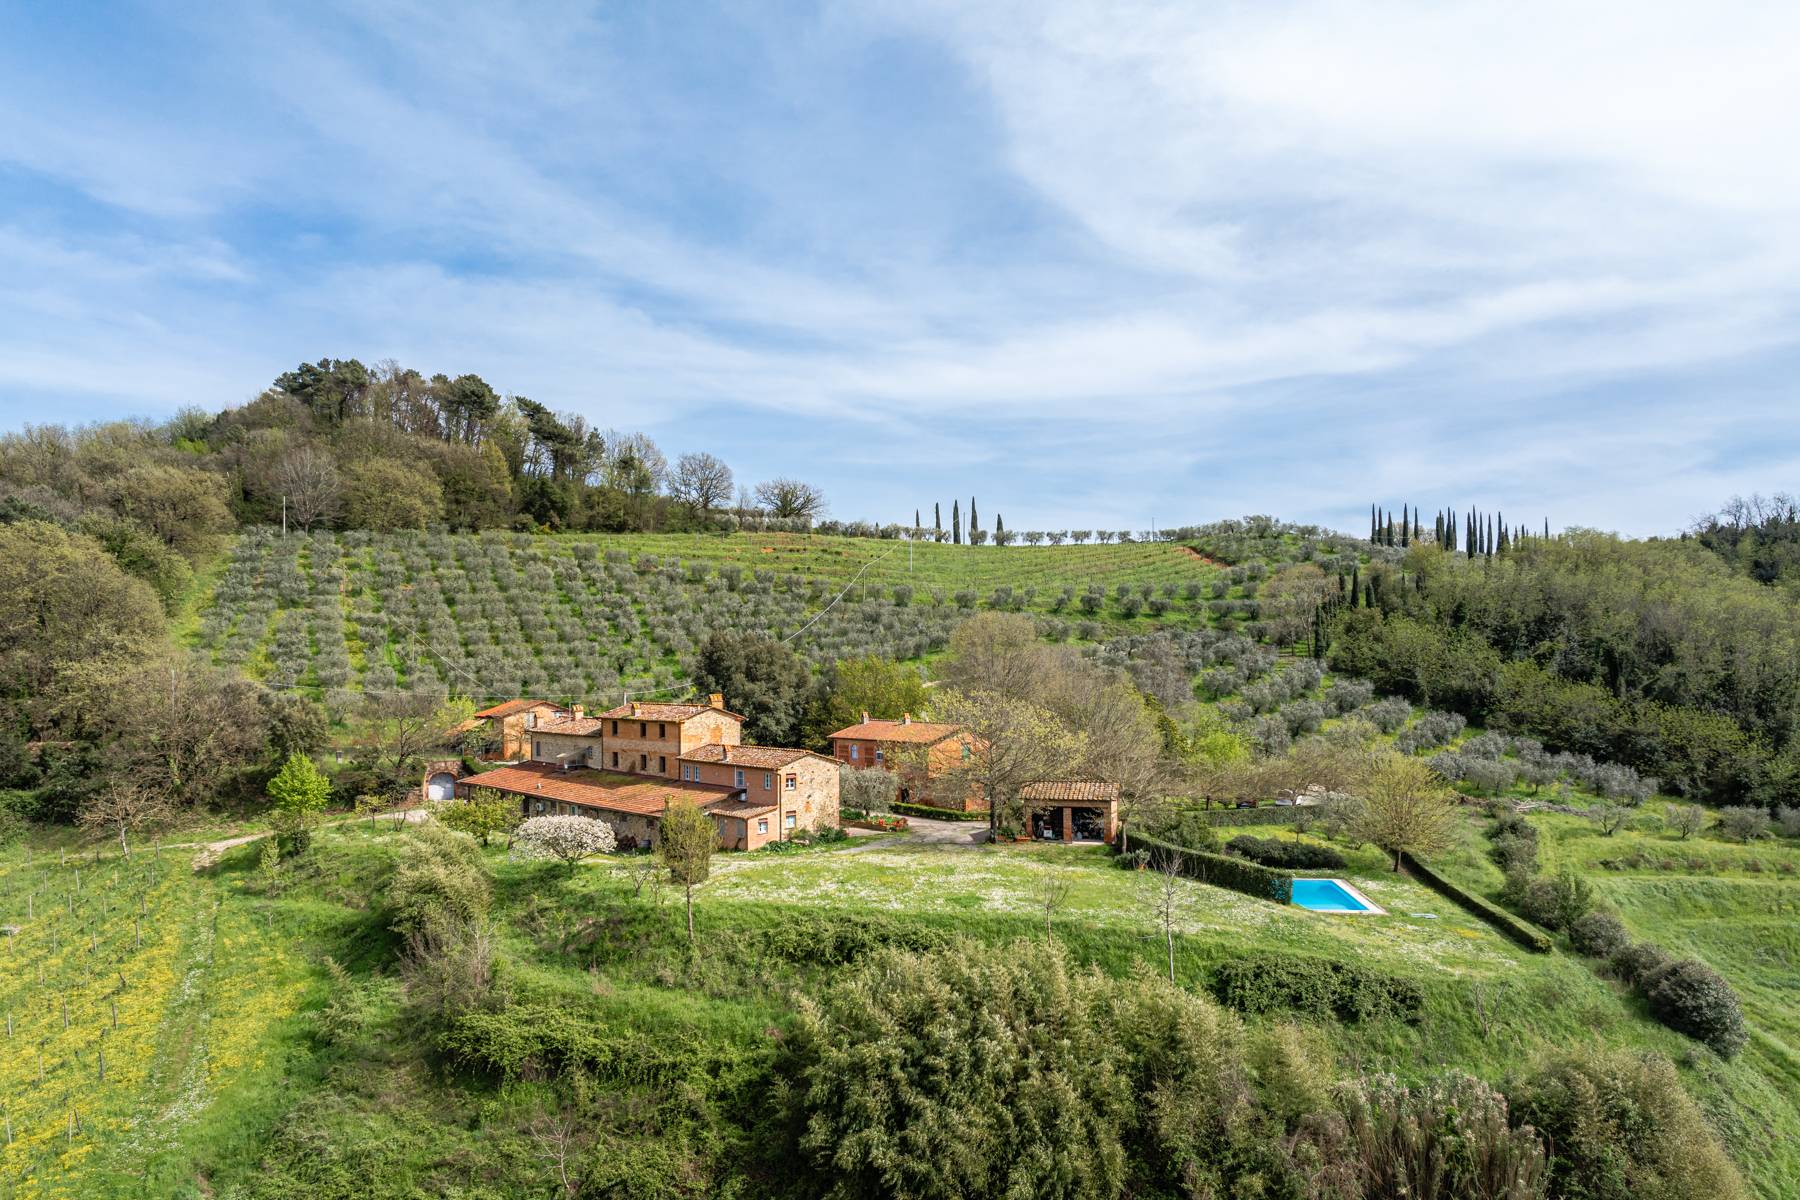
top-left (185, 530), bottom-right (1222, 707)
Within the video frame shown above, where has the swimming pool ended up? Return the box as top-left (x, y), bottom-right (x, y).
top-left (1292, 878), bottom-right (1384, 914)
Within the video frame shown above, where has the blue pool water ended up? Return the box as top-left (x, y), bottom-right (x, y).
top-left (1292, 878), bottom-right (1376, 912)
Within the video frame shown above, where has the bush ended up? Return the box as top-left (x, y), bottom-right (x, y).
top-left (1642, 959), bottom-right (1748, 1057)
top-left (1507, 869), bottom-right (1593, 932)
top-left (1509, 1048), bottom-right (1747, 1200)
top-left (1776, 805), bottom-right (1800, 838)
top-left (1716, 805), bottom-right (1770, 842)
top-left (1568, 910), bottom-right (1632, 959)
top-left (1608, 941), bottom-right (1672, 987)
top-left (780, 940), bottom-right (1295, 1200)
top-left (1315, 1072), bottom-right (1547, 1200)
top-left (1224, 834), bottom-right (1346, 871)
top-left (1212, 953), bottom-right (1424, 1023)
top-left (388, 822), bottom-right (492, 943)
top-left (753, 913), bottom-right (946, 966)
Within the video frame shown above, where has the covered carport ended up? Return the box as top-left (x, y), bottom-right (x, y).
top-left (1021, 780), bottom-right (1120, 843)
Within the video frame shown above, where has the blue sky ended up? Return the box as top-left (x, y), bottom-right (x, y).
top-left (3, 0), bottom-right (1798, 536)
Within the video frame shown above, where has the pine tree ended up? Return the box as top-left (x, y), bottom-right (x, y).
top-left (952, 500), bottom-right (961, 545)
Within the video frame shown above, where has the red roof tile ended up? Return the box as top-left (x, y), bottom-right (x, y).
top-left (533, 717), bottom-right (605, 736)
top-left (827, 717), bottom-right (966, 745)
top-left (596, 701), bottom-right (747, 723)
top-left (461, 762), bottom-right (737, 817)
top-left (680, 743), bottom-right (828, 768)
top-left (471, 698), bottom-right (557, 720)
top-left (1020, 779), bottom-right (1120, 803)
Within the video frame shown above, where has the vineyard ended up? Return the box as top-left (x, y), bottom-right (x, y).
top-left (0, 840), bottom-right (312, 1198)
top-left (187, 530), bottom-right (1224, 708)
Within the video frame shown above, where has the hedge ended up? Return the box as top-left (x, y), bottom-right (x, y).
top-left (1212, 952), bottom-right (1425, 1024)
top-left (1400, 851), bottom-right (1552, 952)
top-left (1200, 806), bottom-right (1307, 828)
top-left (1225, 834), bottom-right (1346, 871)
top-left (1114, 831), bottom-right (1294, 905)
top-left (892, 801), bottom-right (985, 822)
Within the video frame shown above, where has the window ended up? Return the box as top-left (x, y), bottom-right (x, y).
top-left (733, 768), bottom-right (745, 788)
top-left (875, 748), bottom-right (884, 765)
top-left (757, 818), bottom-right (768, 834)
top-left (639, 721), bottom-right (647, 737)
top-left (785, 813), bottom-right (797, 829)
top-left (611, 720), bottom-right (619, 735)
top-left (658, 723), bottom-right (666, 738)
top-left (849, 745), bottom-right (860, 761)
top-left (533, 740), bottom-right (542, 759)
top-left (763, 772), bottom-right (773, 790)
top-left (785, 773), bottom-right (797, 791)
top-left (610, 751), bottom-right (619, 768)
top-left (534, 801), bottom-right (545, 813)
top-left (639, 753), bottom-right (648, 770)
top-left (659, 755), bottom-right (667, 774)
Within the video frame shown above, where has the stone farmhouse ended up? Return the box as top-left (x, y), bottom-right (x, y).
top-left (436, 694), bottom-right (839, 851)
top-left (827, 712), bottom-right (1119, 842)
top-left (827, 712), bottom-right (984, 812)
top-left (455, 698), bottom-right (568, 761)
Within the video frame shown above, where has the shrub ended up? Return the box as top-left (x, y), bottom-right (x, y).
top-left (1508, 869), bottom-right (1593, 932)
top-left (1490, 832), bottom-right (1540, 876)
top-left (754, 913), bottom-right (946, 966)
top-left (1776, 805), bottom-right (1800, 839)
top-left (891, 801), bottom-right (984, 822)
top-left (1608, 941), bottom-right (1672, 987)
top-left (1319, 1072), bottom-right (1547, 1200)
top-left (781, 940), bottom-right (1295, 1200)
top-left (388, 822), bottom-right (492, 943)
top-left (1642, 960), bottom-right (1748, 1057)
top-left (1212, 952), bottom-right (1424, 1023)
top-left (1509, 1049), bottom-right (1747, 1200)
top-left (1224, 834), bottom-right (1346, 871)
top-left (1568, 910), bottom-right (1632, 959)
top-left (1716, 805), bottom-right (1770, 842)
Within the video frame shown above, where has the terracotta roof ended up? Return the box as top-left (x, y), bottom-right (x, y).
top-left (710, 802), bottom-right (778, 819)
top-left (679, 743), bottom-right (825, 768)
top-left (827, 717), bottom-right (966, 745)
top-left (462, 762), bottom-right (737, 817)
top-left (471, 698), bottom-right (556, 720)
top-left (596, 701), bottom-right (747, 723)
top-left (1020, 779), bottom-right (1120, 803)
top-left (533, 717), bottom-right (605, 736)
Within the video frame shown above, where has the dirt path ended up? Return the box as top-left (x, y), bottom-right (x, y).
top-left (174, 807), bottom-right (428, 869)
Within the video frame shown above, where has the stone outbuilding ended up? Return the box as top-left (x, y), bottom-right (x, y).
top-left (1020, 780), bottom-right (1119, 843)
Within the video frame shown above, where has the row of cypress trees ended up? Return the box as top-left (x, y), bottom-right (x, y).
top-left (1369, 503), bottom-right (1552, 558)
top-left (916, 498), bottom-right (1008, 545)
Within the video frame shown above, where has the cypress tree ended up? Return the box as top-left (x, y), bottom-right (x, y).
top-left (1371, 504), bottom-right (1378, 541)
top-left (1434, 511), bottom-right (1444, 546)
top-left (970, 497), bottom-right (978, 538)
top-left (1414, 510), bottom-right (1422, 542)
top-left (934, 502), bottom-right (942, 542)
top-left (952, 500), bottom-right (961, 545)
top-left (1400, 504), bottom-right (1410, 548)
top-left (1485, 514), bottom-right (1494, 560)
top-left (1350, 564), bottom-right (1361, 607)
top-left (1544, 517), bottom-right (1550, 540)
top-left (996, 514), bottom-right (1006, 544)
top-left (1364, 582), bottom-right (1374, 607)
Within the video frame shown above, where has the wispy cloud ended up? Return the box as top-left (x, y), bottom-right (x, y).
top-left (1, 0), bottom-right (1797, 534)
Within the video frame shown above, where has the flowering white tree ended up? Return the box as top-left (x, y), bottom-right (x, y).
top-left (513, 815), bottom-right (616, 874)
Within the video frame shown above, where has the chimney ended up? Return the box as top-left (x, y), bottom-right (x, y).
top-left (902, 712), bottom-right (912, 725)
top-left (861, 711), bottom-right (870, 724)
top-left (630, 701), bottom-right (640, 716)
top-left (709, 692), bottom-right (724, 710)
top-left (572, 704), bottom-right (585, 721)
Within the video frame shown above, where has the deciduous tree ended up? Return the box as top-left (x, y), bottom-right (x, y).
top-left (659, 798), bottom-right (715, 940)
top-left (1354, 752), bottom-right (1459, 870)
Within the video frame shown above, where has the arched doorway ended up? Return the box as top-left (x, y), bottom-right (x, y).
top-left (425, 772), bottom-right (457, 801)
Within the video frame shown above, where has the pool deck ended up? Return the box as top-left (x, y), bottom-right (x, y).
top-left (1295, 877), bottom-right (1388, 915)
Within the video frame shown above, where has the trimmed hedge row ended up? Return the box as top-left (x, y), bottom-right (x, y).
top-left (1225, 834), bottom-right (1346, 871)
top-left (1400, 852), bottom-right (1552, 953)
top-left (1116, 831), bottom-right (1295, 905)
top-left (892, 801), bottom-right (985, 822)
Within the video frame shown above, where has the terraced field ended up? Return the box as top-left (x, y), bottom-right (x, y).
top-left (185, 530), bottom-right (1224, 710)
